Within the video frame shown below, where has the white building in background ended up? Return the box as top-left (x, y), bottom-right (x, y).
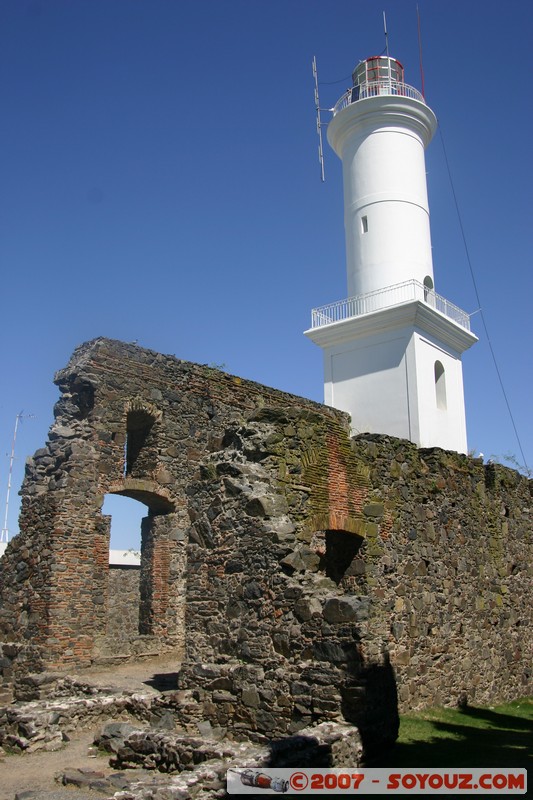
top-left (306, 55), bottom-right (477, 453)
top-left (109, 549), bottom-right (141, 566)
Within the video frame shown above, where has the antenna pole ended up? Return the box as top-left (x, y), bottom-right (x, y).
top-left (1, 411), bottom-right (34, 544)
top-left (383, 11), bottom-right (389, 57)
top-left (312, 56), bottom-right (326, 182)
top-left (383, 11), bottom-right (392, 85)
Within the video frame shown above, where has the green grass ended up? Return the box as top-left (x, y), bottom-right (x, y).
top-left (386, 698), bottom-right (533, 771)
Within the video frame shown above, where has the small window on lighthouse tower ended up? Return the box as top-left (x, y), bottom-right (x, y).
top-left (361, 215), bottom-right (368, 233)
top-left (434, 361), bottom-right (447, 410)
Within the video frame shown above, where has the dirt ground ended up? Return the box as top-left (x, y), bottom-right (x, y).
top-left (0, 656), bottom-right (182, 800)
top-left (1, 730), bottom-right (112, 799)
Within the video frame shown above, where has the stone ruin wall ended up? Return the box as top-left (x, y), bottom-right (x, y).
top-left (0, 337), bottom-right (531, 753)
top-left (107, 563), bottom-right (141, 642)
top-left (0, 337), bottom-right (346, 673)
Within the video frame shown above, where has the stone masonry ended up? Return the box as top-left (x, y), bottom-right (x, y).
top-left (0, 337), bottom-right (531, 759)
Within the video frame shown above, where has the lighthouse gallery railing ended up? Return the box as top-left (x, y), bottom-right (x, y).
top-left (310, 280), bottom-right (472, 331)
top-left (333, 81), bottom-right (425, 115)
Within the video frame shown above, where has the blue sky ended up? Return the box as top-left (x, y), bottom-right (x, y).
top-left (1, 0), bottom-right (532, 549)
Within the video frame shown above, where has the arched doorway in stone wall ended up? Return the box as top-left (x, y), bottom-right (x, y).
top-left (98, 482), bottom-right (186, 661)
top-left (102, 494), bottom-right (145, 640)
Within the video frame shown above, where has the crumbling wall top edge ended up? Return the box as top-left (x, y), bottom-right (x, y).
top-left (52, 337), bottom-right (351, 429)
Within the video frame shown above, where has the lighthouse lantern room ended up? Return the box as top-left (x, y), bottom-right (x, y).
top-left (305, 54), bottom-right (477, 453)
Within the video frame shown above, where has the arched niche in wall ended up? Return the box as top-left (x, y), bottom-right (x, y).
top-left (311, 529), bottom-right (365, 585)
top-left (434, 360), bottom-right (447, 410)
top-left (124, 399), bottom-right (163, 478)
top-left (423, 275), bottom-right (434, 303)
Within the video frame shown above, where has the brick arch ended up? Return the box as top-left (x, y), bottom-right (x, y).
top-left (306, 513), bottom-right (367, 538)
top-left (125, 397), bottom-right (163, 421)
top-left (106, 478), bottom-right (175, 514)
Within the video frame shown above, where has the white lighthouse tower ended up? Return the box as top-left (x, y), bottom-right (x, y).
top-left (306, 54), bottom-right (477, 453)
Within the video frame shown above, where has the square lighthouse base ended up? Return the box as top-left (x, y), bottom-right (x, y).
top-left (306, 301), bottom-right (477, 454)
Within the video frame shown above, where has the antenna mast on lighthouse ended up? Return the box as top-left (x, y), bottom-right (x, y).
top-left (312, 56), bottom-right (326, 182)
top-left (383, 11), bottom-right (392, 85)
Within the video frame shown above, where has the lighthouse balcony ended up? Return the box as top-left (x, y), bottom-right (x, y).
top-left (310, 279), bottom-right (472, 331)
top-left (333, 81), bottom-right (425, 115)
